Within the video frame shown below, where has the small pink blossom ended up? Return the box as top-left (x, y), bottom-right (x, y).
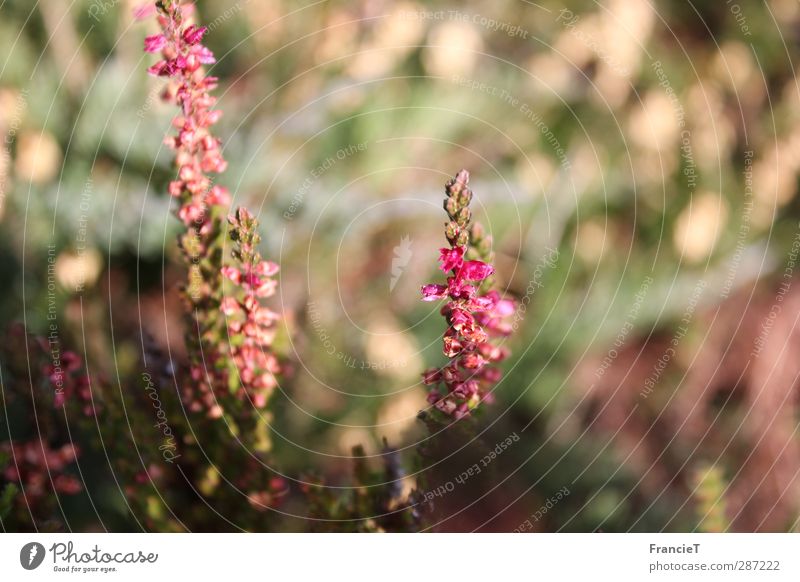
top-left (461, 260), bottom-right (494, 281)
top-left (447, 276), bottom-right (475, 300)
top-left (422, 368), bottom-right (442, 385)
top-left (182, 25), bottom-right (208, 45)
top-left (442, 335), bottom-right (463, 357)
top-left (421, 284), bottom-right (448, 301)
top-left (206, 185), bottom-right (231, 206)
top-left (448, 307), bottom-right (473, 329)
top-left (493, 299), bottom-right (515, 317)
top-left (255, 261), bottom-right (280, 277)
top-left (220, 297), bottom-right (241, 316)
top-left (144, 34), bottom-right (167, 53)
top-left (194, 45), bottom-right (216, 64)
top-left (1, 440), bottom-right (82, 503)
top-left (439, 246), bottom-right (464, 272)
top-left (147, 60), bottom-right (169, 76)
top-left (221, 266), bottom-right (241, 284)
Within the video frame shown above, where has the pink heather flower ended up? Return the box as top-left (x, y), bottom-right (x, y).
top-left (144, 34), bottom-right (167, 53)
top-left (442, 335), bottom-right (464, 357)
top-left (182, 25), bottom-right (208, 45)
top-left (61, 351), bottom-right (81, 371)
top-left (1, 440), bottom-right (82, 504)
top-left (420, 170), bottom-right (515, 419)
top-left (422, 369), bottom-right (442, 384)
top-left (54, 474), bottom-right (82, 495)
top-left (255, 260), bottom-right (280, 277)
top-left (461, 260), bottom-right (494, 281)
top-left (439, 247), bottom-right (464, 272)
top-left (421, 284), bottom-right (448, 301)
top-left (219, 208), bottom-right (282, 410)
top-left (242, 271), bottom-right (277, 298)
top-left (206, 184), bottom-right (230, 206)
top-left (221, 266), bottom-right (241, 284)
top-left (448, 307), bottom-right (473, 329)
top-left (177, 200), bottom-right (206, 226)
top-left (220, 297), bottom-right (241, 316)
top-left (446, 276), bottom-right (475, 300)
top-left (143, 1), bottom-right (227, 237)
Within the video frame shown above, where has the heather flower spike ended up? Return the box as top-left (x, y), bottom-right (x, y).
top-left (145, 0), bottom-right (229, 235)
top-left (143, 0), bottom-right (281, 417)
top-left (421, 170), bottom-right (514, 419)
top-left (222, 208), bottom-right (282, 409)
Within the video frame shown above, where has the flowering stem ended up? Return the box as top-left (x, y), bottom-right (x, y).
top-left (420, 170), bottom-right (515, 420)
top-left (143, 0), bottom-right (281, 419)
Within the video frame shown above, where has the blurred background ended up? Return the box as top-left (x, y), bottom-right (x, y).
top-left (2, 0), bottom-right (800, 532)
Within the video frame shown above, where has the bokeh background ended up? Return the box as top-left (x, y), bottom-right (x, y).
top-left (2, 0), bottom-right (800, 532)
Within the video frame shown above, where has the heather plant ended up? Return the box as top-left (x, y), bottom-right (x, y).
top-left (220, 207), bottom-right (281, 411)
top-left (2, 0), bottom-right (799, 537)
top-left (0, 325), bottom-right (90, 530)
top-left (421, 170), bottom-right (515, 420)
top-left (143, 0), bottom-right (282, 421)
top-left (0, 0), bottom-right (526, 534)
top-left (0, 0), bottom-right (300, 533)
top-left (7, 0), bottom-right (788, 532)
top-left (137, 0), bottom-right (290, 528)
top-left (139, 0), bottom-right (424, 530)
